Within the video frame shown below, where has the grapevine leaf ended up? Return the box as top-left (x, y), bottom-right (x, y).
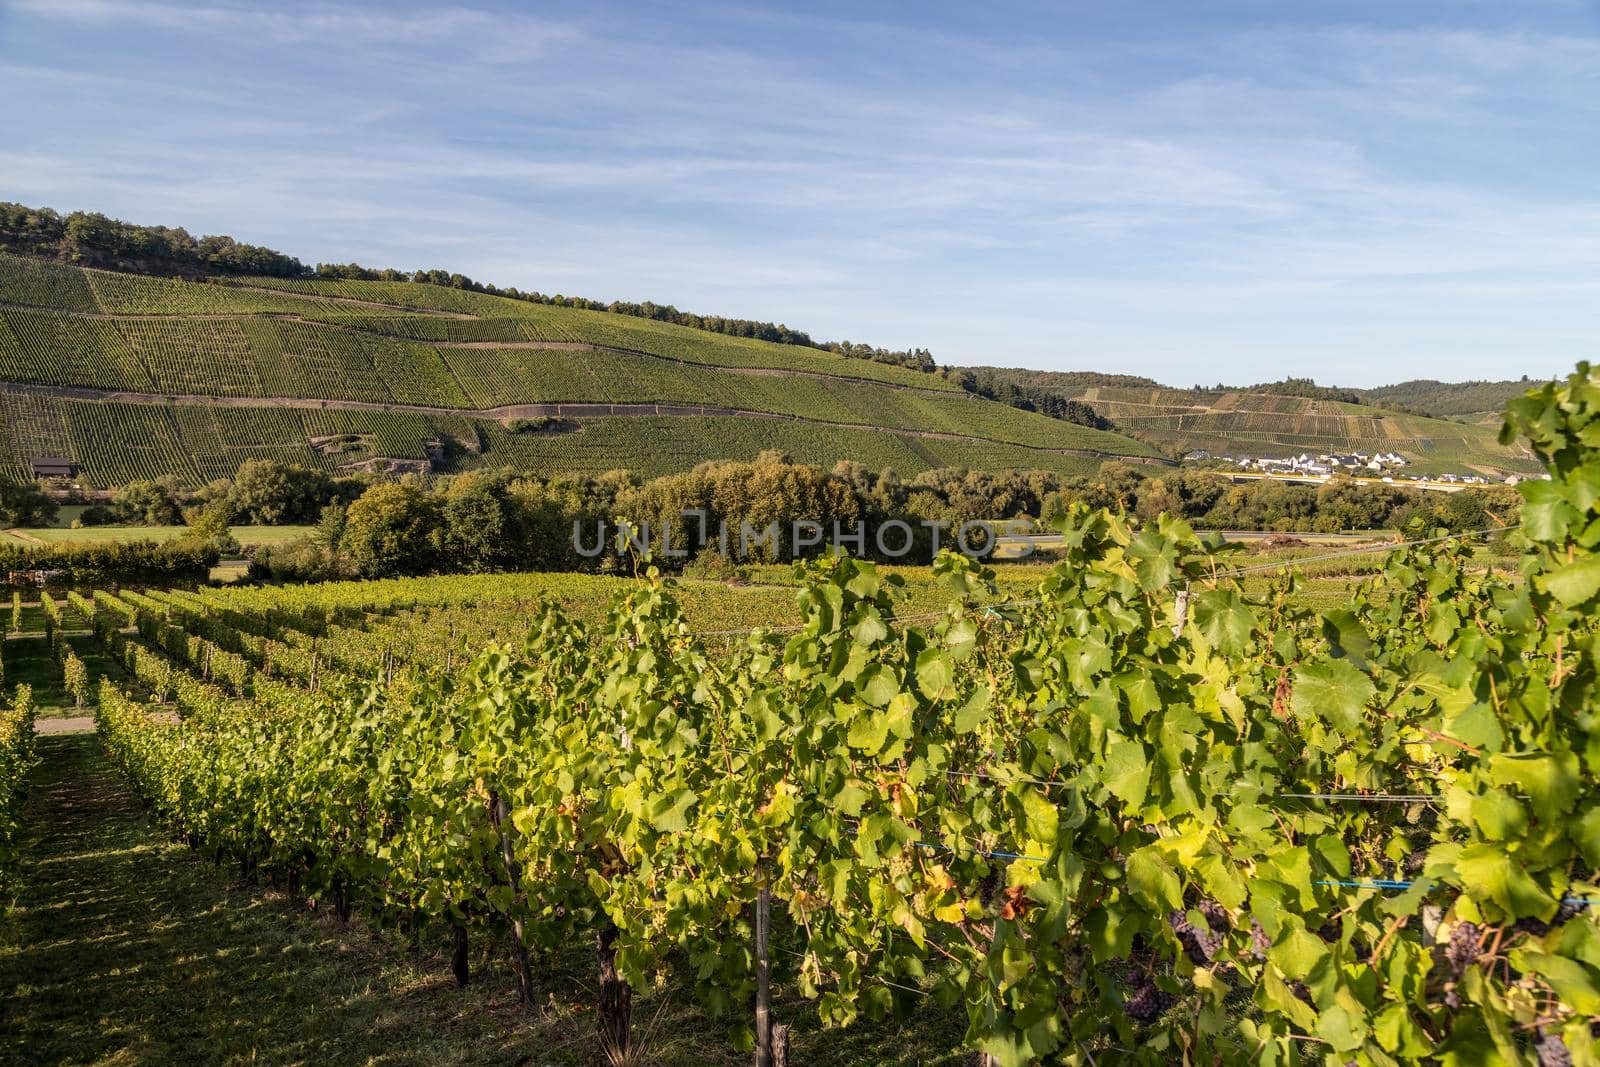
top-left (1455, 842), bottom-right (1555, 918)
top-left (1192, 588), bottom-right (1255, 655)
top-left (943, 617), bottom-right (978, 656)
top-left (1084, 906), bottom-right (1136, 964)
top-left (1489, 752), bottom-right (1580, 823)
top-left (1291, 660), bottom-right (1373, 736)
top-left (851, 612), bottom-right (888, 646)
top-left (1011, 655), bottom-right (1045, 693)
top-left (1543, 556), bottom-right (1600, 606)
top-left (1319, 610), bottom-right (1371, 668)
top-left (647, 787), bottom-right (697, 833)
top-left (1126, 846), bottom-right (1182, 911)
top-left (859, 666), bottom-right (899, 708)
top-left (1021, 789), bottom-right (1059, 850)
top-left (974, 1032), bottom-right (1033, 1067)
top-left (952, 685), bottom-right (992, 733)
top-left (1260, 967), bottom-right (1318, 1029)
top-left (1508, 950), bottom-right (1600, 1014)
top-left (1268, 922), bottom-right (1330, 980)
top-left (1576, 808), bottom-right (1600, 869)
top-left (1195, 852), bottom-right (1248, 910)
top-left (846, 709), bottom-right (891, 755)
top-left (1442, 702), bottom-right (1503, 752)
top-left (1314, 1003), bottom-right (1366, 1053)
top-left (914, 649), bottom-right (954, 701)
top-left (1519, 479), bottom-right (1575, 542)
top-left (1101, 738), bottom-right (1149, 809)
top-left (834, 781), bottom-right (868, 817)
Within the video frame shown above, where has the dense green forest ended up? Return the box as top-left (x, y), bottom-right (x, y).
top-left (1360, 377), bottom-right (1542, 417)
top-left (958, 368), bottom-right (1550, 421)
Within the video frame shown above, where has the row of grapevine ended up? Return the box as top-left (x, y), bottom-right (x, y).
top-left (3, 254), bottom-right (955, 398)
top-left (82, 270), bottom-right (343, 316)
top-left (0, 306), bottom-right (1075, 452)
top-left (307, 312), bottom-right (571, 344)
top-left (0, 684), bottom-right (37, 900)
top-left (119, 318), bottom-right (266, 396)
top-left (35, 593), bottom-right (88, 705)
top-left (226, 274), bottom-right (959, 392)
top-left (0, 386), bottom-right (1113, 491)
top-left (0, 307), bottom-right (154, 390)
top-left (95, 367), bottom-right (1600, 1062)
top-left (352, 335), bottom-right (470, 407)
top-left (469, 415), bottom-right (1045, 479)
top-left (82, 592), bottom-right (244, 717)
top-left (59, 402), bottom-right (203, 486)
top-left (92, 367), bottom-right (1600, 1066)
top-left (0, 252), bottom-right (100, 312)
top-left (0, 391), bottom-right (72, 482)
top-left (223, 275), bottom-right (544, 316)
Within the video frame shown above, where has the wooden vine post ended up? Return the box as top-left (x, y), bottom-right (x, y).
top-left (489, 790), bottom-right (535, 1006)
top-left (596, 923), bottom-right (632, 1059)
top-left (753, 884), bottom-right (790, 1067)
top-left (1171, 581), bottom-right (1191, 638)
top-left (451, 922), bottom-right (469, 987)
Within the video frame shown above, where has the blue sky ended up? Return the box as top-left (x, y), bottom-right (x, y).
top-left (1, 0), bottom-right (1596, 386)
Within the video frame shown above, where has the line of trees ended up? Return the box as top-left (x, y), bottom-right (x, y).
top-left (0, 203), bottom-right (304, 277)
top-left (248, 457), bottom-right (1059, 581)
top-left (0, 455), bottom-right (1517, 586)
top-left (940, 367), bottom-right (1113, 429)
top-left (0, 480), bottom-right (57, 528)
top-left (247, 456), bottom-right (1517, 582)
top-left (0, 540), bottom-right (219, 586)
top-left (1068, 462), bottom-right (1516, 532)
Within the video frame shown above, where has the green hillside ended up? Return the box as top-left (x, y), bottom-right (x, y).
top-left (0, 252), bottom-right (1164, 487)
top-left (1357, 377), bottom-right (1546, 419)
top-left (1072, 384), bottom-right (1540, 475)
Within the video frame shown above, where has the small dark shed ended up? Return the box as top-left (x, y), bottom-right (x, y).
top-left (28, 457), bottom-right (77, 479)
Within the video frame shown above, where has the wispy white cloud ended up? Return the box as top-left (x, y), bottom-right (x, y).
top-left (3, 0), bottom-right (582, 62)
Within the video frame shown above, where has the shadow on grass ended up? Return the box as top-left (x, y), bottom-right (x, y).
top-left (0, 736), bottom-right (970, 1067)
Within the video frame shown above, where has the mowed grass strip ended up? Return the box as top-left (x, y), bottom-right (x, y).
top-left (5, 525), bottom-right (313, 546)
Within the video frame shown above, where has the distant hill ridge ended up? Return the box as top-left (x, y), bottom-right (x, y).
top-left (0, 201), bottom-right (1542, 483)
top-left (0, 248), bottom-right (1167, 488)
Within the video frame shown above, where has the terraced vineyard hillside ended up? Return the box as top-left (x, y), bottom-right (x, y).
top-left (0, 253), bottom-right (1165, 486)
top-left (1071, 384), bottom-right (1539, 475)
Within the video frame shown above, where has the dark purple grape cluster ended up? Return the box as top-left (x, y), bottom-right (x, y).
top-left (1444, 921), bottom-right (1481, 975)
top-left (1169, 908), bottom-right (1226, 964)
top-left (1248, 920), bottom-right (1271, 960)
top-left (1124, 977), bottom-right (1174, 1023)
top-left (1516, 901), bottom-right (1587, 938)
top-left (977, 869), bottom-right (1001, 907)
top-left (1536, 1032), bottom-right (1572, 1067)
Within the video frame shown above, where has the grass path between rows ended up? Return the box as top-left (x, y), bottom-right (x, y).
top-left (0, 735), bottom-right (537, 1066)
top-left (0, 735), bottom-right (968, 1066)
